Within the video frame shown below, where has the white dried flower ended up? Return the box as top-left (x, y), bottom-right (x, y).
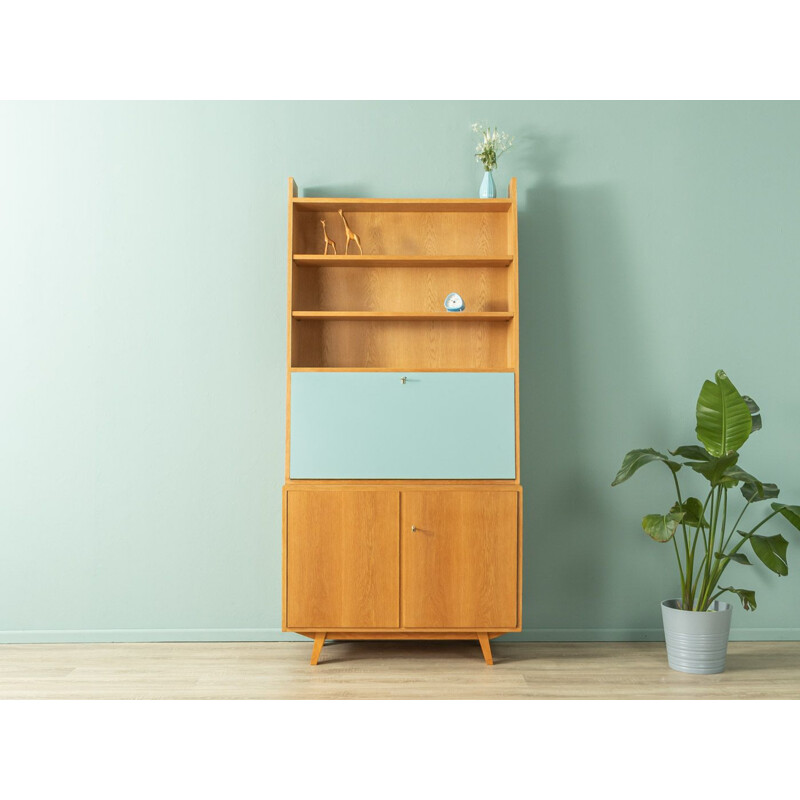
top-left (471, 122), bottom-right (514, 171)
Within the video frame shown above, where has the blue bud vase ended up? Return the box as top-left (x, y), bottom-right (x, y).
top-left (479, 170), bottom-right (496, 199)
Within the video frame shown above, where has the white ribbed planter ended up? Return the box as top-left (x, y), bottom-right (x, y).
top-left (661, 599), bottom-right (733, 674)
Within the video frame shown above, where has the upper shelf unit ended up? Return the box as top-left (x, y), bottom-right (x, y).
top-left (292, 199), bottom-right (514, 259)
top-left (287, 178), bottom-right (519, 370)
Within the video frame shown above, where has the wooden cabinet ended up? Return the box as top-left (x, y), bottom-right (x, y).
top-left (285, 487), bottom-right (520, 632)
top-left (282, 179), bottom-right (522, 665)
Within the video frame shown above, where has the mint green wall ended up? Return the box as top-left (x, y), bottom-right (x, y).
top-left (2, 101), bottom-right (799, 642)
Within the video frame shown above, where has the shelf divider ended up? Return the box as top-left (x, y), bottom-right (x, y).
top-left (293, 255), bottom-right (513, 268)
top-left (292, 311), bottom-right (514, 321)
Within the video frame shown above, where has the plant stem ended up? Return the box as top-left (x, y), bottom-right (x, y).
top-left (721, 495), bottom-right (753, 556)
top-left (746, 507), bottom-right (782, 537)
top-left (704, 492), bottom-right (778, 609)
top-left (707, 587), bottom-right (727, 604)
top-left (725, 497), bottom-right (751, 544)
top-left (672, 537), bottom-right (686, 598)
top-left (691, 553), bottom-right (706, 593)
top-left (694, 489), bottom-right (713, 560)
top-left (671, 471), bottom-right (691, 606)
top-left (691, 486), bottom-right (714, 609)
top-left (708, 505), bottom-right (784, 595)
top-left (700, 486), bottom-right (722, 611)
top-left (699, 487), bottom-right (716, 609)
top-left (686, 490), bottom-right (714, 609)
top-left (703, 487), bottom-right (729, 610)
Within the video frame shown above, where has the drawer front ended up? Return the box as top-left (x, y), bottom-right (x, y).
top-left (290, 372), bottom-right (516, 479)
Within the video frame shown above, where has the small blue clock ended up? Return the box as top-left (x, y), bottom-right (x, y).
top-left (444, 292), bottom-right (465, 312)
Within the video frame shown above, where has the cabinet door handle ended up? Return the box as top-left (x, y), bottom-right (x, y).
top-left (400, 376), bottom-right (407, 384)
top-left (411, 525), bottom-right (417, 532)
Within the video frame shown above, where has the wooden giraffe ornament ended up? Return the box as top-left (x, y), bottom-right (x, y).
top-left (320, 219), bottom-right (337, 255)
top-left (338, 209), bottom-right (363, 255)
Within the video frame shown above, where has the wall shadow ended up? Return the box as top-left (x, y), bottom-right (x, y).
top-left (302, 183), bottom-right (372, 198)
top-left (517, 133), bottom-right (666, 636)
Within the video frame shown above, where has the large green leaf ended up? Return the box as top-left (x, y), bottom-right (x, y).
top-left (722, 466), bottom-right (763, 496)
top-left (771, 503), bottom-right (800, 531)
top-left (750, 533), bottom-right (789, 576)
top-left (670, 445), bottom-right (713, 461)
top-left (642, 510), bottom-right (684, 542)
top-left (670, 497), bottom-right (708, 528)
top-left (741, 482), bottom-right (779, 502)
top-left (742, 395), bottom-right (762, 433)
top-left (714, 551), bottom-right (752, 565)
top-left (687, 452), bottom-right (739, 487)
top-left (611, 448), bottom-right (681, 486)
top-left (718, 586), bottom-right (757, 610)
top-left (695, 370), bottom-right (753, 457)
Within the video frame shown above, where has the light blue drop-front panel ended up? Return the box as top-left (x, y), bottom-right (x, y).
top-left (290, 372), bottom-right (516, 479)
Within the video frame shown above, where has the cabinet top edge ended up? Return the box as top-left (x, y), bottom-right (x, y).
top-left (287, 177), bottom-right (517, 210)
top-left (292, 198), bottom-right (513, 212)
top-left (284, 482), bottom-right (522, 489)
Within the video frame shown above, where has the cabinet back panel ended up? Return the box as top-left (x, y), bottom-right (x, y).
top-left (293, 265), bottom-right (509, 312)
top-left (294, 210), bottom-right (509, 257)
top-left (290, 372), bottom-right (516, 479)
top-left (291, 319), bottom-right (510, 369)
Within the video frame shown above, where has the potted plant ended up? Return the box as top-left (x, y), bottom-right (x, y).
top-left (612, 369), bottom-right (800, 674)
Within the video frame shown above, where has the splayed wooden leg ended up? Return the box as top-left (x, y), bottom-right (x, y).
top-left (478, 633), bottom-right (493, 665)
top-left (310, 633), bottom-right (326, 666)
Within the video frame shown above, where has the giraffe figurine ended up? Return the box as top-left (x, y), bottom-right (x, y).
top-left (338, 209), bottom-right (363, 255)
top-left (320, 219), bottom-right (337, 255)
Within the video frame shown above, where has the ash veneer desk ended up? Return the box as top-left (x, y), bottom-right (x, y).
top-left (282, 178), bottom-right (522, 665)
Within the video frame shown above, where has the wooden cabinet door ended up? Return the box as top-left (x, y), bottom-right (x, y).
top-left (286, 490), bottom-right (399, 629)
top-left (401, 491), bottom-right (518, 629)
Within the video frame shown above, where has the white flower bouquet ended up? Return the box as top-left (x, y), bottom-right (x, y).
top-left (472, 123), bottom-right (514, 171)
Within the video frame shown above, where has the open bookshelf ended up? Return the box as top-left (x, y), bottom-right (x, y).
top-left (288, 179), bottom-right (519, 371)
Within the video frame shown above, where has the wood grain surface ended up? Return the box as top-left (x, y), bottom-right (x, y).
top-left (1, 642), bottom-right (798, 699)
top-left (293, 263), bottom-right (510, 313)
top-left (286, 490), bottom-right (400, 629)
top-left (401, 490), bottom-right (518, 629)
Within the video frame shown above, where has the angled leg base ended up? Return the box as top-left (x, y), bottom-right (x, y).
top-left (477, 633), bottom-right (494, 665)
top-left (310, 633), bottom-right (326, 666)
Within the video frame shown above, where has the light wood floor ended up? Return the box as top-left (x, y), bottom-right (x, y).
top-left (1, 641), bottom-right (798, 699)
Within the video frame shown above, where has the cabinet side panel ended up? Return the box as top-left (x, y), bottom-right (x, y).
top-left (286, 490), bottom-right (400, 629)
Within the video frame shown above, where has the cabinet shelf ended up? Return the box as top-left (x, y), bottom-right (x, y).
top-left (292, 311), bottom-right (514, 321)
top-left (293, 255), bottom-right (514, 268)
